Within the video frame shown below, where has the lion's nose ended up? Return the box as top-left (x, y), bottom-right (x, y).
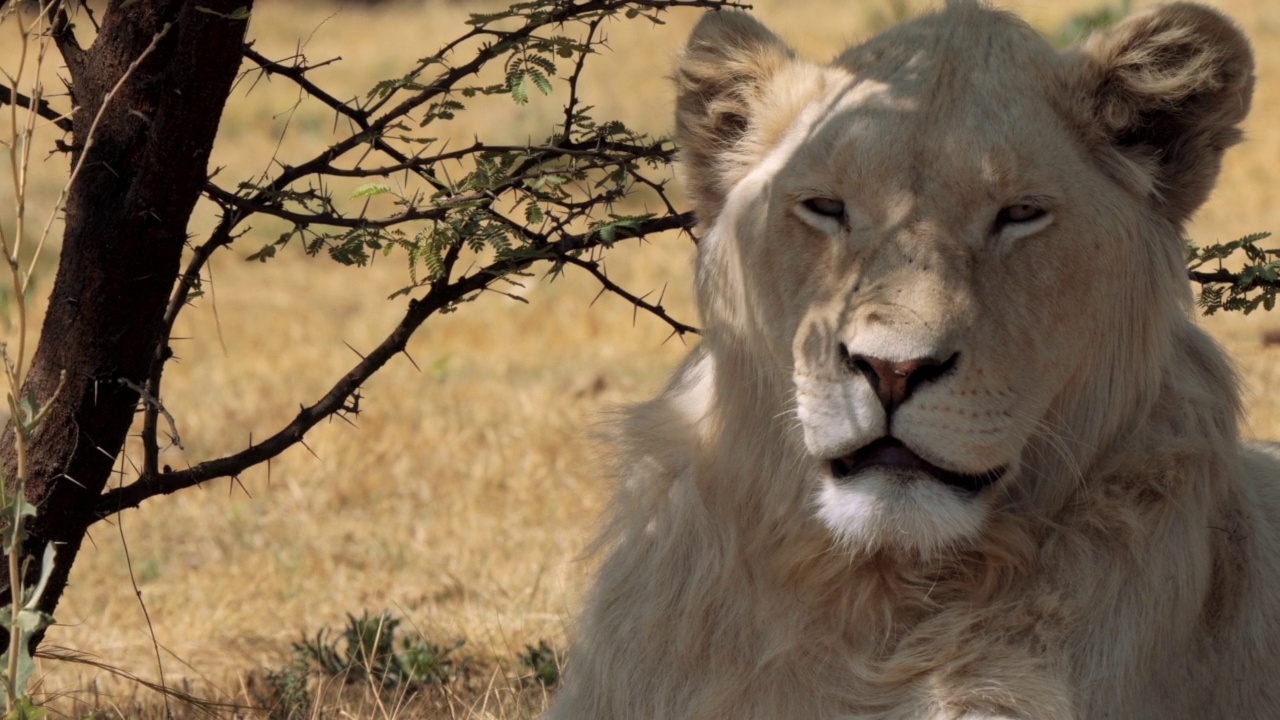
top-left (839, 346), bottom-right (959, 415)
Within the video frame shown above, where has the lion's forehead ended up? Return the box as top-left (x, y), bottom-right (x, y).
top-left (774, 14), bottom-right (1076, 207)
top-left (806, 78), bottom-right (1069, 182)
top-left (835, 3), bottom-right (1063, 92)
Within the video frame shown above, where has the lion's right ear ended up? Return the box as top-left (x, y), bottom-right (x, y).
top-left (675, 11), bottom-right (796, 221)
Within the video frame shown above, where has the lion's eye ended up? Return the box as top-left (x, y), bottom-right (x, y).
top-left (802, 197), bottom-right (846, 220)
top-left (996, 203), bottom-right (1046, 226)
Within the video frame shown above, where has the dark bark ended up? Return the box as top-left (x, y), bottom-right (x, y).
top-left (0, 0), bottom-right (252, 642)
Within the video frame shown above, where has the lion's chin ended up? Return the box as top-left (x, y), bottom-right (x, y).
top-left (814, 465), bottom-right (991, 557)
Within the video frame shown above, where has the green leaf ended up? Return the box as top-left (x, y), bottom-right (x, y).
top-left (246, 244), bottom-right (277, 263)
top-left (526, 55), bottom-right (557, 76)
top-left (18, 385), bottom-right (38, 430)
top-left (528, 67), bottom-right (553, 97)
top-left (0, 645), bottom-right (37, 707)
top-left (524, 204), bottom-right (544, 224)
top-left (1238, 265), bottom-right (1258, 290)
top-left (21, 544), bottom-right (55, 611)
top-left (351, 183), bottom-right (392, 199)
top-left (14, 608), bottom-right (52, 636)
top-left (195, 5), bottom-right (250, 20)
top-left (367, 76), bottom-right (428, 100)
top-left (3, 695), bottom-right (46, 720)
top-left (0, 593), bottom-right (52, 705)
top-left (535, 174), bottom-right (566, 189)
top-left (509, 71), bottom-right (529, 105)
top-left (466, 9), bottom-right (513, 25)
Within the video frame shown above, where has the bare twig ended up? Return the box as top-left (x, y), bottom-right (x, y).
top-left (117, 378), bottom-right (183, 479)
top-left (559, 254), bottom-right (700, 337)
top-left (242, 45), bottom-right (366, 125)
top-left (113, 452), bottom-right (170, 718)
top-left (0, 85), bottom-right (69, 132)
top-left (561, 16), bottom-right (602, 140)
top-left (36, 645), bottom-right (249, 715)
top-left (1188, 268), bottom-right (1280, 291)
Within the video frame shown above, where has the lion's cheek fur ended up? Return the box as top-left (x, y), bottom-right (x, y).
top-left (695, 154), bottom-right (829, 379)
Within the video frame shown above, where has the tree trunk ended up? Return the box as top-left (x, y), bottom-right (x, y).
top-left (0, 0), bottom-right (252, 644)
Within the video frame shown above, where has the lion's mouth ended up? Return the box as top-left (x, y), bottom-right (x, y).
top-left (827, 437), bottom-right (1005, 494)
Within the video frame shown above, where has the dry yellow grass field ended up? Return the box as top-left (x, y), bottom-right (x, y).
top-left (1, 0), bottom-right (1279, 717)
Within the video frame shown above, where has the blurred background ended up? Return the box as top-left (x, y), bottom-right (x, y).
top-left (1, 0), bottom-right (1278, 716)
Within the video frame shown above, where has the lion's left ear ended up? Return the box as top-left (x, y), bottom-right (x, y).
top-left (1076, 3), bottom-right (1254, 223)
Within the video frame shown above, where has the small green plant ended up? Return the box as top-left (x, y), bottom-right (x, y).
top-left (1188, 232), bottom-right (1279, 315)
top-left (265, 611), bottom-right (566, 714)
top-left (518, 639), bottom-right (561, 687)
top-left (396, 633), bottom-right (466, 687)
top-left (293, 611), bottom-right (466, 694)
top-left (255, 657), bottom-right (312, 720)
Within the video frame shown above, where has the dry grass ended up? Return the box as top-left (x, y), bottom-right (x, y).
top-left (0, 0), bottom-right (1277, 717)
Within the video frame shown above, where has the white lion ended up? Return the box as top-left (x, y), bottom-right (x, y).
top-left (548, 2), bottom-right (1280, 718)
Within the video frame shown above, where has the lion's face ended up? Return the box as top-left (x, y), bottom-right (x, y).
top-left (676, 4), bottom-right (1252, 556)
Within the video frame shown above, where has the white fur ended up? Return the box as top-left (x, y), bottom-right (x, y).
top-left (548, 3), bottom-right (1277, 719)
top-left (815, 469), bottom-right (990, 556)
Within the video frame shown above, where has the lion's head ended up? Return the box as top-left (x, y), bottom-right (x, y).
top-left (675, 2), bottom-right (1253, 558)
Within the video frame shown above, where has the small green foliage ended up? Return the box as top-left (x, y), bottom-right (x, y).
top-left (518, 639), bottom-right (561, 687)
top-left (256, 658), bottom-right (312, 720)
top-left (508, 70), bottom-right (529, 105)
top-left (235, 0), bottom-right (708, 324)
top-left (419, 98), bottom-right (465, 126)
top-left (396, 634), bottom-right (467, 686)
top-left (273, 611), bottom-right (565, 711)
top-left (14, 386), bottom-right (41, 441)
top-left (591, 214), bottom-right (650, 247)
top-left (245, 244), bottom-right (276, 263)
top-left (194, 5), bottom-right (251, 21)
top-left (351, 183), bottom-right (391, 199)
top-left (505, 51), bottom-right (557, 105)
top-left (1188, 232), bottom-right (1279, 315)
top-left (2, 696), bottom-right (45, 720)
top-left (0, 489), bottom-right (54, 718)
top-left (322, 226), bottom-right (405, 267)
top-left (366, 74), bottom-right (430, 100)
top-left (293, 611), bottom-right (467, 693)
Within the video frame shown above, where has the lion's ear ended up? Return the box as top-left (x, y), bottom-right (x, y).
top-left (1077, 3), bottom-right (1254, 223)
top-left (675, 11), bottom-right (796, 220)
